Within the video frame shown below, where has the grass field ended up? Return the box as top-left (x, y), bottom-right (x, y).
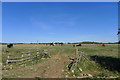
top-left (1, 44), bottom-right (120, 79)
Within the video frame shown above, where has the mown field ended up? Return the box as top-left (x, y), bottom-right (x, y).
top-left (1, 44), bottom-right (120, 79)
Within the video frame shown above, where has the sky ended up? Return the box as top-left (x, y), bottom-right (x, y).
top-left (0, 2), bottom-right (2, 43)
top-left (1, 0), bottom-right (120, 2)
top-left (2, 2), bottom-right (118, 43)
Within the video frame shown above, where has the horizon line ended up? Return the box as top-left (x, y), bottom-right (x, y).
top-left (0, 41), bottom-right (119, 43)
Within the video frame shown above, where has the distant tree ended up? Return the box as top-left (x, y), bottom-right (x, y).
top-left (67, 42), bottom-right (71, 44)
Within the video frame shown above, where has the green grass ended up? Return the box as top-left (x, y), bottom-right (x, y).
top-left (2, 44), bottom-right (120, 78)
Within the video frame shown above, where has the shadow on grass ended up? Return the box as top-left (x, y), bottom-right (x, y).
top-left (90, 55), bottom-right (120, 73)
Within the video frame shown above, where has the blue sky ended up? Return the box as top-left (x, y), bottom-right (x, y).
top-left (2, 2), bottom-right (118, 43)
top-left (0, 2), bottom-right (2, 42)
top-left (2, 0), bottom-right (120, 2)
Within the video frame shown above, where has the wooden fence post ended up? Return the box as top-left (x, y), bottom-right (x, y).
top-left (22, 54), bottom-right (24, 64)
top-left (37, 51), bottom-right (39, 57)
top-left (6, 55), bottom-right (10, 64)
top-left (76, 48), bottom-right (78, 58)
top-left (48, 49), bottom-right (50, 58)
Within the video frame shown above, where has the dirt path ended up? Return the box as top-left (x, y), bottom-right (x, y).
top-left (21, 52), bottom-right (68, 78)
top-left (3, 50), bottom-right (69, 78)
top-left (44, 53), bottom-right (68, 78)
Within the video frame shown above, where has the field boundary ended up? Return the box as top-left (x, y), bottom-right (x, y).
top-left (68, 48), bottom-right (89, 70)
top-left (6, 49), bottom-right (49, 64)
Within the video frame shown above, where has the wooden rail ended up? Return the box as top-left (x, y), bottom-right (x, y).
top-left (68, 48), bottom-right (87, 70)
top-left (6, 49), bottom-right (49, 64)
